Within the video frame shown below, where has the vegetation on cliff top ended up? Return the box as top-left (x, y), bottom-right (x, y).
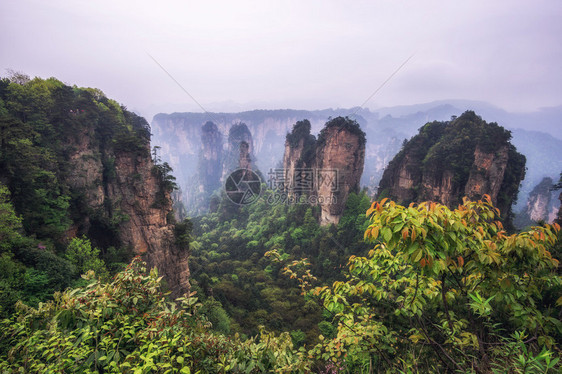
top-left (285, 119), bottom-right (317, 170)
top-left (317, 116), bottom-right (367, 148)
top-left (0, 72), bottom-right (174, 317)
top-left (378, 111), bottom-right (526, 224)
top-left (286, 119), bottom-right (316, 148)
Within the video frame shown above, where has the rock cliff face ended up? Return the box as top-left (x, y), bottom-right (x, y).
top-left (282, 117), bottom-right (366, 225)
top-left (186, 121), bottom-right (223, 216)
top-left (184, 122), bottom-right (259, 215)
top-left (378, 111), bottom-right (526, 221)
top-left (223, 123), bottom-right (255, 176)
top-left (150, 110), bottom-right (361, 211)
top-left (66, 121), bottom-right (189, 297)
top-left (282, 120), bottom-right (317, 198)
top-left (557, 193), bottom-right (562, 225)
top-left (316, 119), bottom-right (366, 225)
top-left (112, 150), bottom-right (189, 296)
top-left (514, 177), bottom-right (560, 227)
top-left (199, 121), bottom-right (223, 192)
top-left (464, 145), bottom-right (510, 202)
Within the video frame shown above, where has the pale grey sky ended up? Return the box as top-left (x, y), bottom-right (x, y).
top-left (1, 0), bottom-right (561, 121)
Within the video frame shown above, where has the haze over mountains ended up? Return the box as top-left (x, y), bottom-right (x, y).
top-left (151, 99), bottom-right (561, 218)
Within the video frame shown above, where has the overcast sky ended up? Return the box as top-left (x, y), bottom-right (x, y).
top-left (1, 0), bottom-right (561, 121)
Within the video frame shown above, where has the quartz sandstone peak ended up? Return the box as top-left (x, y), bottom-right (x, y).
top-left (66, 125), bottom-right (190, 297)
top-left (515, 177), bottom-right (560, 227)
top-left (378, 111), bottom-right (525, 221)
top-left (186, 121), bottom-right (224, 216)
top-left (199, 121), bottom-right (223, 192)
top-left (223, 123), bottom-right (255, 177)
top-left (282, 117), bottom-right (366, 225)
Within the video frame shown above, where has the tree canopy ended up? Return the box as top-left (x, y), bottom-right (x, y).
top-left (309, 196), bottom-right (561, 372)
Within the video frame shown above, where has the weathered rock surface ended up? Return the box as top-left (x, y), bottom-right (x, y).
top-left (111, 149), bottom-right (189, 296)
top-left (557, 192), bottom-right (562, 225)
top-left (515, 177), bottom-right (560, 227)
top-left (282, 120), bottom-right (316, 198)
top-left (224, 123), bottom-right (255, 175)
top-left (66, 126), bottom-right (189, 297)
top-left (199, 121), bottom-right (223, 192)
top-left (378, 111), bottom-right (526, 221)
top-left (185, 122), bottom-right (224, 216)
top-left (464, 145), bottom-right (510, 202)
top-left (282, 117), bottom-right (366, 225)
top-left (316, 122), bottom-right (366, 225)
top-left (150, 110), bottom-right (355, 211)
top-left (184, 121), bottom-right (260, 215)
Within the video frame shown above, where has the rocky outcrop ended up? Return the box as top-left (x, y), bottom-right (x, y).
top-left (150, 110), bottom-right (362, 211)
top-left (282, 117), bottom-right (366, 225)
top-left (199, 121), bottom-right (223, 192)
top-left (238, 141), bottom-right (252, 170)
top-left (316, 119), bottom-right (366, 225)
top-left (66, 121), bottom-right (190, 297)
top-left (223, 123), bottom-right (255, 176)
top-left (184, 122), bottom-right (260, 215)
top-left (515, 177), bottom-right (560, 227)
top-left (526, 177), bottom-right (557, 222)
top-left (185, 122), bottom-right (224, 216)
top-left (282, 120), bottom-right (316, 198)
top-left (464, 145), bottom-right (510, 201)
top-left (557, 192), bottom-right (562, 225)
top-left (378, 111), bottom-right (526, 221)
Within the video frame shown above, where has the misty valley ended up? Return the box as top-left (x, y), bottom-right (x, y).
top-left (0, 75), bottom-right (560, 373)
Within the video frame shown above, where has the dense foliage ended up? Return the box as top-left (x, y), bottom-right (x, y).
top-left (0, 258), bottom-right (312, 373)
top-left (188, 189), bottom-right (372, 344)
top-left (0, 73), bottom-right (170, 316)
top-left (2, 197), bottom-right (560, 373)
top-left (317, 117), bottom-right (366, 149)
top-left (378, 111), bottom-right (526, 225)
top-left (1, 74), bottom-right (559, 372)
top-left (306, 196), bottom-right (561, 372)
top-left (286, 120), bottom-right (316, 148)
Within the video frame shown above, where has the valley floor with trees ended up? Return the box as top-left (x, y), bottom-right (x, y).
top-left (0, 73), bottom-right (560, 373)
top-left (1, 194), bottom-right (560, 373)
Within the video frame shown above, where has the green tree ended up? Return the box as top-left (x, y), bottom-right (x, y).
top-left (199, 298), bottom-right (231, 335)
top-left (311, 197), bottom-right (561, 373)
top-left (0, 257), bottom-right (312, 373)
top-left (174, 219), bottom-right (192, 250)
top-left (0, 183), bottom-right (23, 251)
top-left (65, 236), bottom-right (108, 279)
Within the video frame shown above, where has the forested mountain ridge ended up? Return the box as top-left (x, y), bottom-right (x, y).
top-left (378, 111), bottom-right (526, 225)
top-left (152, 105), bottom-right (561, 218)
top-left (151, 109), bottom-right (369, 210)
top-left (0, 73), bottom-right (189, 315)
